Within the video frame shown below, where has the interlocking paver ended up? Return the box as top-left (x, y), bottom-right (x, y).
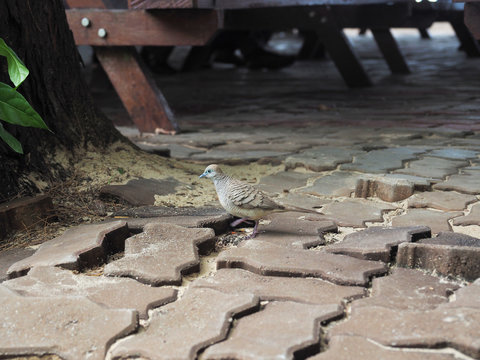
top-left (325, 226), bottom-right (431, 262)
top-left (391, 209), bottom-right (462, 234)
top-left (452, 203), bottom-right (480, 226)
top-left (277, 193), bottom-right (331, 211)
top-left (285, 147), bottom-right (363, 172)
top-left (217, 240), bottom-right (388, 286)
top-left (310, 335), bottom-right (458, 360)
top-left (7, 221), bottom-right (129, 278)
top-left (355, 176), bottom-right (414, 202)
top-left (192, 268), bottom-right (364, 304)
top-left (257, 171), bottom-right (312, 194)
top-left (0, 286), bottom-right (137, 360)
top-left (419, 232), bottom-right (480, 247)
top-left (384, 173), bottom-right (434, 191)
top-left (300, 172), bottom-right (362, 197)
top-left (254, 211), bottom-right (336, 248)
top-left (394, 157), bottom-right (468, 180)
top-left (428, 148), bottom-right (478, 160)
top-left (109, 287), bottom-right (258, 360)
top-left (340, 147), bottom-right (424, 173)
top-left (104, 223), bottom-right (215, 285)
top-left (0, 247), bottom-right (35, 282)
top-left (433, 170), bottom-right (480, 194)
top-left (352, 267), bottom-right (458, 310)
top-left (203, 301), bottom-right (342, 360)
top-left (100, 177), bottom-right (181, 206)
top-left (407, 191), bottom-right (477, 211)
top-left (3, 266), bottom-right (177, 319)
top-left (329, 305), bottom-right (480, 359)
top-left (397, 236), bottom-right (480, 281)
top-left (321, 199), bottom-right (396, 227)
top-left (191, 149), bottom-right (293, 163)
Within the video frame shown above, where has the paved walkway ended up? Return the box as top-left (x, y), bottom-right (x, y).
top-left (1, 25), bottom-right (480, 359)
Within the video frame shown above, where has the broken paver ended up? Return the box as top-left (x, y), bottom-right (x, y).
top-left (391, 209), bottom-right (462, 234)
top-left (325, 226), bottom-right (431, 262)
top-left (311, 335), bottom-right (458, 360)
top-left (0, 286), bottom-right (137, 360)
top-left (329, 305), bottom-right (480, 359)
top-left (257, 171), bottom-right (312, 194)
top-left (340, 147), bottom-right (423, 173)
top-left (285, 146), bottom-right (363, 172)
top-left (321, 199), bottom-right (396, 227)
top-left (110, 287), bottom-right (258, 360)
top-left (7, 221), bottom-right (129, 278)
top-left (255, 211), bottom-right (336, 248)
top-left (3, 266), bottom-right (177, 319)
top-left (352, 267), bottom-right (458, 310)
top-left (217, 240), bottom-right (388, 286)
top-left (203, 301), bottom-right (342, 360)
top-left (300, 172), bottom-right (362, 197)
top-left (394, 157), bottom-right (468, 180)
top-left (192, 268), bottom-right (364, 305)
top-left (396, 236), bottom-right (480, 281)
top-left (452, 203), bottom-right (480, 226)
top-left (407, 191), bottom-right (476, 211)
top-left (433, 170), bottom-right (480, 194)
top-left (355, 176), bottom-right (414, 202)
top-left (100, 177), bottom-right (181, 206)
top-left (104, 223), bottom-right (215, 285)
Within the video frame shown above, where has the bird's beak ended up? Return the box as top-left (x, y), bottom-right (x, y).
top-left (199, 173), bottom-right (206, 178)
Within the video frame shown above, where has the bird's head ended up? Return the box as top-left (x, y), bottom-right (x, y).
top-left (199, 164), bottom-right (224, 180)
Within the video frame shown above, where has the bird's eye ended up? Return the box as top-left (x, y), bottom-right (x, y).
top-left (207, 169), bottom-right (212, 173)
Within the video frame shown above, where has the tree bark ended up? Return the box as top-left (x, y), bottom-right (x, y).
top-left (0, 0), bottom-right (123, 200)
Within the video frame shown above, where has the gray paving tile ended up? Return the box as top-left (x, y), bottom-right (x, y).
top-left (394, 157), bottom-right (468, 180)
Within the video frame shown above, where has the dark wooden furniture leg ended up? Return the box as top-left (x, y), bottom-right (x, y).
top-left (316, 10), bottom-right (372, 88)
top-left (95, 46), bottom-right (178, 134)
top-left (449, 10), bottom-right (480, 57)
top-left (371, 28), bottom-right (410, 74)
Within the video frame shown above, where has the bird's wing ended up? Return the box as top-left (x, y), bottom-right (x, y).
top-left (227, 179), bottom-right (284, 211)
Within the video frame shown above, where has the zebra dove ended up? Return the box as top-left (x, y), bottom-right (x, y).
top-left (199, 164), bottom-right (320, 238)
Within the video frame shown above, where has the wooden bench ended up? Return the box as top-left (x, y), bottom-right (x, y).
top-left (65, 0), bottom-right (455, 133)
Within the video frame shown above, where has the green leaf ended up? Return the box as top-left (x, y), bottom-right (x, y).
top-left (0, 82), bottom-right (49, 130)
top-left (0, 38), bottom-right (29, 88)
top-left (0, 122), bottom-right (23, 153)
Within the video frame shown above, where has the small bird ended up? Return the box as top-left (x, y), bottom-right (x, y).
top-left (199, 164), bottom-right (320, 238)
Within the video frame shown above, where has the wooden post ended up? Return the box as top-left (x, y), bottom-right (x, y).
top-left (371, 28), bottom-right (410, 74)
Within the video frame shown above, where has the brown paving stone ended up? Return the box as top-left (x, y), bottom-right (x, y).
top-left (301, 172), bottom-right (362, 197)
top-left (394, 157), bottom-right (468, 180)
top-left (325, 226), bottom-right (431, 262)
top-left (285, 147), bottom-right (363, 172)
top-left (257, 171), bottom-right (313, 194)
top-left (7, 221), bottom-right (129, 278)
top-left (217, 240), bottom-right (388, 286)
top-left (203, 301), bottom-right (342, 360)
top-left (355, 176), bottom-right (414, 202)
top-left (340, 147), bottom-right (424, 174)
top-left (420, 232), bottom-right (480, 247)
top-left (3, 266), bottom-right (177, 319)
top-left (391, 209), bottom-right (462, 234)
top-left (0, 247), bottom-right (35, 282)
top-left (192, 268), bottom-right (364, 305)
top-left (310, 335), bottom-right (458, 360)
top-left (352, 267), bottom-right (458, 310)
top-left (110, 287), bottom-right (258, 360)
top-left (329, 305), bottom-right (480, 359)
top-left (321, 199), bottom-right (396, 228)
top-left (452, 202), bottom-right (480, 226)
top-left (407, 191), bottom-right (477, 211)
top-left (397, 241), bottom-right (480, 281)
top-left (100, 177), bottom-right (181, 206)
top-left (277, 193), bottom-right (331, 211)
top-left (433, 170), bottom-right (480, 194)
top-left (254, 211), bottom-right (336, 249)
top-left (0, 286), bottom-right (137, 360)
top-left (104, 223), bottom-right (215, 285)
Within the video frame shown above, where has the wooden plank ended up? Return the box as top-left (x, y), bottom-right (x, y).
top-left (371, 28), bottom-right (410, 74)
top-left (215, 0), bottom-right (394, 8)
top-left (95, 47), bottom-right (178, 134)
top-left (64, 0), bottom-right (107, 8)
top-left (129, 0), bottom-right (215, 8)
top-left (66, 9), bottom-right (219, 46)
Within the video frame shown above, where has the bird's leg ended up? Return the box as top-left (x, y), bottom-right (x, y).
top-left (244, 220), bottom-right (259, 239)
top-left (230, 218), bottom-right (250, 227)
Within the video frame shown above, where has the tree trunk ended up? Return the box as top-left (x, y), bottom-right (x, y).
top-left (0, 0), bottom-right (124, 201)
